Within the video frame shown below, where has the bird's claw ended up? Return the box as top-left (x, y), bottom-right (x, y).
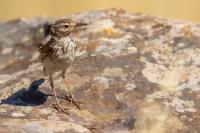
top-left (49, 103), bottom-right (69, 114)
top-left (64, 95), bottom-right (82, 110)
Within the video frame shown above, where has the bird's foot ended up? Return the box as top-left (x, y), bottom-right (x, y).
top-left (64, 95), bottom-right (82, 110)
top-left (49, 103), bottom-right (69, 114)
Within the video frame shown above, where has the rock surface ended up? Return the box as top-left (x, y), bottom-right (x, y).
top-left (0, 8), bottom-right (200, 133)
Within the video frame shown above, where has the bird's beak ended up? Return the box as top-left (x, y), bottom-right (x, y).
top-left (73, 22), bottom-right (87, 28)
top-left (76, 22), bottom-right (87, 27)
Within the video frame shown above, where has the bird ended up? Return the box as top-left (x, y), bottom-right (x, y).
top-left (39, 19), bottom-right (86, 114)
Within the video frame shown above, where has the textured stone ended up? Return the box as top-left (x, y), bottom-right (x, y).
top-left (0, 8), bottom-right (200, 132)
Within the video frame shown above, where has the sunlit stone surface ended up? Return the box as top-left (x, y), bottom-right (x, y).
top-left (0, 9), bottom-right (200, 133)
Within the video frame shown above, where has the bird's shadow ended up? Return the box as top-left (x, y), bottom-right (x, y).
top-left (0, 78), bottom-right (48, 106)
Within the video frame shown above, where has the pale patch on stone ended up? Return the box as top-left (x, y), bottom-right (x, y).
top-left (93, 76), bottom-right (110, 88)
top-left (104, 129), bottom-right (131, 133)
top-left (125, 83), bottom-right (136, 91)
top-left (99, 34), bottom-right (132, 44)
top-left (121, 76), bottom-right (128, 82)
top-left (21, 106), bottom-right (33, 112)
top-left (75, 49), bottom-right (88, 59)
top-left (0, 108), bottom-right (6, 113)
top-left (121, 12), bottom-right (146, 20)
top-left (21, 35), bottom-right (30, 44)
top-left (88, 19), bottom-right (114, 32)
top-left (29, 52), bottom-right (40, 62)
top-left (39, 108), bottom-right (52, 115)
top-left (135, 103), bottom-right (183, 133)
top-left (170, 97), bottom-right (197, 113)
top-left (0, 59), bottom-right (17, 70)
top-left (191, 50), bottom-right (200, 66)
top-left (178, 68), bottom-right (200, 91)
top-left (54, 122), bottom-right (90, 133)
top-left (1, 47), bottom-right (13, 55)
top-left (96, 34), bottom-right (132, 57)
top-left (103, 67), bottom-right (124, 77)
top-left (11, 112), bottom-right (25, 117)
top-left (0, 74), bottom-right (13, 84)
top-left (73, 10), bottom-right (106, 23)
top-left (0, 119), bottom-right (90, 133)
top-left (186, 77), bottom-right (200, 91)
top-left (141, 58), bottom-right (184, 89)
top-left (142, 38), bottom-right (175, 65)
top-left (146, 91), bottom-right (170, 102)
top-left (127, 46), bottom-right (138, 54)
top-left (47, 112), bottom-right (60, 121)
top-left (168, 22), bottom-right (186, 37)
top-left (115, 93), bottom-right (124, 102)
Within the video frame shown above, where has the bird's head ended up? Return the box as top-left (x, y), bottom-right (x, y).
top-left (50, 19), bottom-right (87, 38)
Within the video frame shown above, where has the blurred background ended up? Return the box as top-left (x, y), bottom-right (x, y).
top-left (0, 0), bottom-right (199, 23)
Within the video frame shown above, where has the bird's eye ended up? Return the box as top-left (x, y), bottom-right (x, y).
top-left (64, 25), bottom-right (69, 28)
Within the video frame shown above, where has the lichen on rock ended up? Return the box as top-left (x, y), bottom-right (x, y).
top-left (0, 8), bottom-right (200, 132)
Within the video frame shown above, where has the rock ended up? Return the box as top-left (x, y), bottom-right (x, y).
top-left (103, 67), bottom-right (124, 77)
top-left (11, 112), bottom-right (26, 117)
top-left (0, 119), bottom-right (90, 133)
top-left (0, 8), bottom-right (200, 132)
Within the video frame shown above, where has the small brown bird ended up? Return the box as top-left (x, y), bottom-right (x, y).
top-left (39, 19), bottom-right (86, 113)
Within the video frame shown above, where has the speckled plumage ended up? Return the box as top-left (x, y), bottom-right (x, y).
top-left (39, 19), bottom-right (86, 113)
top-left (40, 36), bottom-right (77, 75)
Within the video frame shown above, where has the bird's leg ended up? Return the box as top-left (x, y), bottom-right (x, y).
top-left (49, 74), bottom-right (69, 114)
top-left (61, 69), bottom-right (81, 110)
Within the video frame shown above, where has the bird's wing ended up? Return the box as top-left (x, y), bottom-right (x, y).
top-left (39, 38), bottom-right (55, 61)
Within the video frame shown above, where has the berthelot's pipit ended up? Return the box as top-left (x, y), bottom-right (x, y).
top-left (39, 19), bottom-right (86, 114)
